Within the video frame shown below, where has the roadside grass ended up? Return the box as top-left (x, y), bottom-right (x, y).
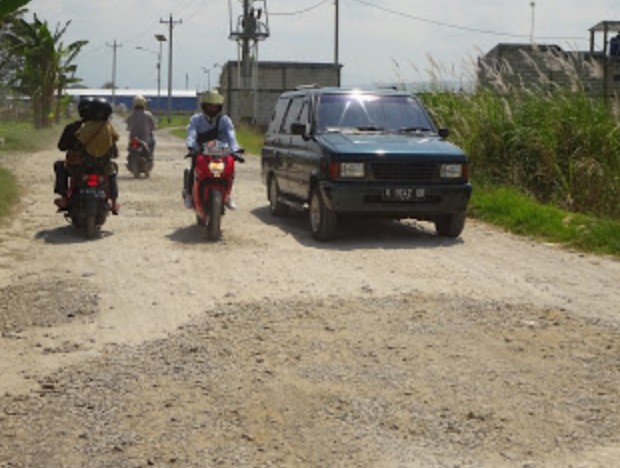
top-left (0, 119), bottom-right (62, 152)
top-left (0, 166), bottom-right (18, 219)
top-left (0, 119), bottom-right (65, 220)
top-left (157, 113), bottom-right (264, 154)
top-left (470, 185), bottom-right (620, 257)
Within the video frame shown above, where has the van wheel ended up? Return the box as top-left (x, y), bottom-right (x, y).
top-left (268, 176), bottom-right (287, 216)
top-left (309, 187), bottom-right (337, 241)
top-left (434, 211), bottom-right (466, 238)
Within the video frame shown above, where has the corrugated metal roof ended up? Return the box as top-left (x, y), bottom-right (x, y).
top-left (589, 21), bottom-right (620, 33)
top-left (65, 88), bottom-right (197, 98)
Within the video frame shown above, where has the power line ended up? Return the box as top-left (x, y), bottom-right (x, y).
top-left (270, 0), bottom-right (330, 16)
top-left (349, 0), bottom-right (583, 41)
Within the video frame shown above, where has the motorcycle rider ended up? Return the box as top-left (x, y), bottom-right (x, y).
top-left (126, 94), bottom-right (156, 158)
top-left (184, 90), bottom-right (241, 209)
top-left (76, 97), bottom-right (121, 214)
top-left (54, 98), bottom-right (89, 210)
top-left (54, 97), bottom-right (120, 215)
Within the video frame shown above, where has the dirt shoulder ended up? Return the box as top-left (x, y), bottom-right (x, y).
top-left (1, 118), bottom-right (619, 467)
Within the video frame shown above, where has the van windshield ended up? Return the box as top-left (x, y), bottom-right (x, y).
top-left (315, 93), bottom-right (435, 134)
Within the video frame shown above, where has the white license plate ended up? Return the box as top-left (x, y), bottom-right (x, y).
top-left (383, 188), bottom-right (425, 201)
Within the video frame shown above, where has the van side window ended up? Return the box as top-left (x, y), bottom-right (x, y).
top-left (281, 97), bottom-right (305, 134)
top-left (267, 97), bottom-right (290, 134)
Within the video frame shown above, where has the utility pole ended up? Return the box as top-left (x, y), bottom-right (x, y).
top-left (106, 40), bottom-right (121, 107)
top-left (529, 1), bottom-right (536, 43)
top-left (334, 0), bottom-right (339, 66)
top-left (160, 14), bottom-right (182, 124)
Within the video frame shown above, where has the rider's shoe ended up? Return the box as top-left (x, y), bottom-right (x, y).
top-left (54, 196), bottom-right (68, 210)
top-left (225, 197), bottom-right (237, 210)
top-left (110, 199), bottom-right (120, 215)
top-left (184, 193), bottom-right (193, 209)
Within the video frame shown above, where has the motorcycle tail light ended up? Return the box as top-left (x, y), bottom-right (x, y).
top-left (86, 174), bottom-right (100, 187)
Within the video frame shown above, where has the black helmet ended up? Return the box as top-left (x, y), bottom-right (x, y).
top-left (90, 97), bottom-right (112, 120)
top-left (77, 96), bottom-right (94, 119)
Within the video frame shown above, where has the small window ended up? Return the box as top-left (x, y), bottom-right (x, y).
top-left (280, 96), bottom-right (305, 134)
top-left (266, 97), bottom-right (290, 134)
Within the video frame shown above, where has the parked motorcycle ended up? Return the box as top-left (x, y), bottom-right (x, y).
top-left (184, 145), bottom-right (245, 241)
top-left (63, 167), bottom-right (111, 239)
top-left (126, 136), bottom-right (153, 178)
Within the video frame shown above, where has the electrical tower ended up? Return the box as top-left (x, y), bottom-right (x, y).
top-left (229, 0), bottom-right (270, 123)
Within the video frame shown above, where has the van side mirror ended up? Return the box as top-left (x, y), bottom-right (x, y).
top-left (291, 122), bottom-right (306, 136)
top-left (291, 122), bottom-right (311, 141)
top-left (438, 128), bottom-right (450, 139)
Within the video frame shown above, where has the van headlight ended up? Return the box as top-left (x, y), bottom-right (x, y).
top-left (339, 162), bottom-right (365, 178)
top-left (440, 163), bottom-right (464, 178)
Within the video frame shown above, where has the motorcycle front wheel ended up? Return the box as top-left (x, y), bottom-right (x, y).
top-left (206, 189), bottom-right (222, 241)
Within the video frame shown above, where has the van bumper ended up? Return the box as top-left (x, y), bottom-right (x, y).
top-left (319, 181), bottom-right (472, 217)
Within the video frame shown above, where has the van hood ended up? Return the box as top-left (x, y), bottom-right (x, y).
top-left (316, 132), bottom-right (466, 158)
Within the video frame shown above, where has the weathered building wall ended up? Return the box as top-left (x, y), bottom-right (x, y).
top-left (477, 43), bottom-right (620, 101)
top-left (477, 44), bottom-right (607, 96)
top-left (217, 61), bottom-right (341, 127)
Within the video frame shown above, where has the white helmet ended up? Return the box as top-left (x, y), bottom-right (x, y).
top-left (133, 95), bottom-right (147, 108)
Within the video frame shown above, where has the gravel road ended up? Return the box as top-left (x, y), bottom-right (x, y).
top-left (1, 118), bottom-right (619, 467)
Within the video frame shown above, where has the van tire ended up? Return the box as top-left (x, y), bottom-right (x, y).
top-left (268, 176), bottom-right (287, 216)
top-left (309, 187), bottom-right (337, 241)
top-left (435, 211), bottom-right (466, 238)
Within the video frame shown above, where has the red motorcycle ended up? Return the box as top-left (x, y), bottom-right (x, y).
top-left (126, 136), bottom-right (153, 178)
top-left (185, 145), bottom-right (245, 241)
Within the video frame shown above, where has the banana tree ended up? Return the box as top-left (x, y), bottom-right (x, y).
top-left (53, 22), bottom-right (87, 123)
top-left (0, 0), bottom-right (31, 18)
top-left (4, 13), bottom-right (86, 128)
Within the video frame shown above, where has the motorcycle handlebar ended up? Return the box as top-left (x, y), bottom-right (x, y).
top-left (186, 147), bottom-right (246, 163)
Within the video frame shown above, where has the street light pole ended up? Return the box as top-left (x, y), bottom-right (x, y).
top-left (160, 15), bottom-right (182, 124)
top-left (155, 34), bottom-right (166, 111)
top-left (135, 46), bottom-right (159, 98)
top-left (202, 67), bottom-right (211, 91)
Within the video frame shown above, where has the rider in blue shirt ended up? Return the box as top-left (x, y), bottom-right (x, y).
top-left (184, 90), bottom-right (241, 209)
top-left (186, 91), bottom-right (240, 153)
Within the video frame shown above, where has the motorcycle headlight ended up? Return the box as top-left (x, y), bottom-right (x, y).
top-left (208, 160), bottom-right (225, 176)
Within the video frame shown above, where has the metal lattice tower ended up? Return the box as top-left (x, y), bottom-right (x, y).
top-left (228, 0), bottom-right (270, 123)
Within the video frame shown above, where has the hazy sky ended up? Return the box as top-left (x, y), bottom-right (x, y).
top-left (22, 0), bottom-right (620, 90)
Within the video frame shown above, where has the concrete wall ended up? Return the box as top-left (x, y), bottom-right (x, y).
top-left (218, 61), bottom-right (341, 127)
top-left (477, 44), bottom-right (615, 99)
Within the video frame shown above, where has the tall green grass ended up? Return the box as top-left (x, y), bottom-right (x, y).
top-left (422, 89), bottom-right (620, 221)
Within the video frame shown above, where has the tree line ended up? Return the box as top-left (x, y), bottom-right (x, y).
top-left (1, 3), bottom-right (86, 128)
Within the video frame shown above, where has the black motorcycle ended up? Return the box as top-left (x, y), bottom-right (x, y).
top-left (126, 136), bottom-right (153, 178)
top-left (64, 168), bottom-right (111, 239)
